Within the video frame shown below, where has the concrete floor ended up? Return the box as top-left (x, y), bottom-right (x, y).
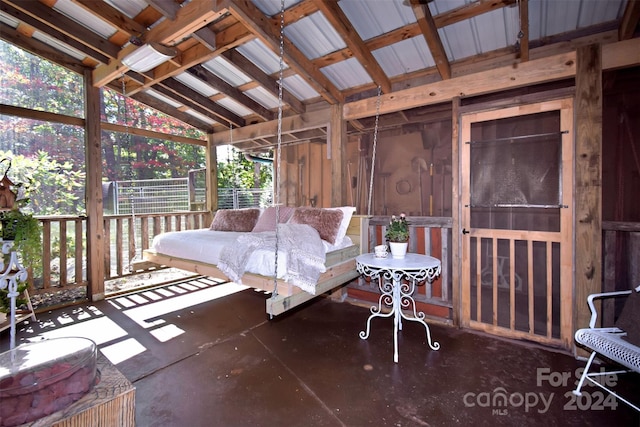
top-left (2, 277), bottom-right (639, 426)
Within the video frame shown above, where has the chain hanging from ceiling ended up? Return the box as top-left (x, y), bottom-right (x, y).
top-left (367, 86), bottom-right (382, 216)
top-left (269, 0), bottom-right (287, 312)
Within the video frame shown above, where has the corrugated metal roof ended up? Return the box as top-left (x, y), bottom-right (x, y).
top-left (374, 37), bottom-right (435, 78)
top-left (283, 75), bottom-right (320, 101)
top-left (216, 97), bottom-right (254, 118)
top-left (1, 0), bottom-right (635, 139)
top-left (53, 0), bottom-right (117, 39)
top-left (105, 0), bottom-right (148, 19)
top-left (175, 72), bottom-right (220, 98)
top-left (245, 87), bottom-right (280, 110)
top-left (339, 0), bottom-right (417, 41)
top-left (286, 12), bottom-right (346, 60)
top-left (322, 57), bottom-right (372, 90)
top-left (236, 39), bottom-right (288, 75)
top-left (203, 57), bottom-right (252, 87)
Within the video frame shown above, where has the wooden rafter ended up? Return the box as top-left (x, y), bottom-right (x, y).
top-left (92, 0), bottom-right (226, 87)
top-left (4, 0), bottom-right (120, 59)
top-left (222, 49), bottom-right (305, 114)
top-left (620, 0), bottom-right (640, 41)
top-left (187, 65), bottom-right (275, 121)
top-left (313, 0), bottom-right (391, 94)
top-left (409, 0), bottom-right (451, 80)
top-left (0, 3), bottom-right (110, 64)
top-left (71, 0), bottom-right (146, 38)
top-left (226, 0), bottom-right (344, 104)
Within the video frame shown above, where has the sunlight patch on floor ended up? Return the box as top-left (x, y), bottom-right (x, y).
top-left (150, 324), bottom-right (185, 342)
top-left (100, 338), bottom-right (146, 364)
top-left (122, 282), bottom-right (249, 329)
top-left (37, 316), bottom-right (128, 346)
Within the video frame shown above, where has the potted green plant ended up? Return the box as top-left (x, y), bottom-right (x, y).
top-left (385, 213), bottom-right (409, 259)
top-left (0, 205), bottom-right (42, 265)
top-left (0, 207), bottom-right (41, 314)
top-left (0, 159), bottom-right (41, 314)
top-left (385, 213), bottom-right (409, 243)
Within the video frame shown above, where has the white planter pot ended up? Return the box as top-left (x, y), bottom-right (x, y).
top-left (389, 242), bottom-right (408, 259)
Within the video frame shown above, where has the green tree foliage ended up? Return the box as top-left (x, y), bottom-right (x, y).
top-left (0, 41), bottom-right (83, 116)
top-left (1, 39), bottom-right (273, 217)
top-left (217, 147), bottom-right (272, 189)
top-left (0, 150), bottom-right (85, 215)
top-left (101, 88), bottom-right (207, 181)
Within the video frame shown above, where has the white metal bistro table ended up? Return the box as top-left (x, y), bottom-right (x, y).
top-left (355, 253), bottom-right (442, 362)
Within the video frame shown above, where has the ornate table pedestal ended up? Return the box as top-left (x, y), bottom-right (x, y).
top-left (355, 253), bottom-right (442, 363)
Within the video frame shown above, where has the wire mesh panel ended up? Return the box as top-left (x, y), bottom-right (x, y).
top-left (217, 188), bottom-right (273, 209)
top-left (115, 179), bottom-right (190, 214)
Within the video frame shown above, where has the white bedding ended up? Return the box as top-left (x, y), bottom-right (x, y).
top-left (149, 228), bottom-right (353, 278)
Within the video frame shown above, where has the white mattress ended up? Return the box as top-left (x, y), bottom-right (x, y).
top-left (150, 229), bottom-right (352, 278)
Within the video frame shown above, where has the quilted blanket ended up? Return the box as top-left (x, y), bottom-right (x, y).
top-left (218, 223), bottom-right (326, 294)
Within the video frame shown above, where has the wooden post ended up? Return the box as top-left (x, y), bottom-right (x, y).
top-left (451, 96), bottom-right (461, 327)
top-left (330, 103), bottom-right (346, 208)
top-left (574, 45), bottom-right (602, 344)
top-left (206, 135), bottom-right (218, 223)
top-left (84, 70), bottom-right (105, 301)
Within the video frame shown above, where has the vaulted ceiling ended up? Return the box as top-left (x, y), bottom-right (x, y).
top-left (1, 0), bottom-right (639, 151)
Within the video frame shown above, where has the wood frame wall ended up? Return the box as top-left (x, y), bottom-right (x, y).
top-left (26, 37), bottom-right (640, 345)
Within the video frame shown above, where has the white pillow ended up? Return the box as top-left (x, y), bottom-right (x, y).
top-left (330, 206), bottom-right (356, 246)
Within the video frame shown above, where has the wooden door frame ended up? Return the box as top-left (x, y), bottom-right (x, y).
top-left (456, 97), bottom-right (575, 348)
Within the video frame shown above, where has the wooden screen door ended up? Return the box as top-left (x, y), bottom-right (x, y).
top-left (460, 98), bottom-right (574, 348)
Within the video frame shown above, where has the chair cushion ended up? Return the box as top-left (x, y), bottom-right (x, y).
top-left (615, 290), bottom-right (640, 346)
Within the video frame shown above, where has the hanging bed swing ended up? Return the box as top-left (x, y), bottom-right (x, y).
top-left (139, 2), bottom-right (382, 317)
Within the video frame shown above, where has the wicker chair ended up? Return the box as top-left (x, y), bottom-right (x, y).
top-left (573, 285), bottom-right (640, 412)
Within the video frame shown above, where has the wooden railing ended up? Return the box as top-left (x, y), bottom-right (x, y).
top-left (24, 215), bottom-right (639, 317)
top-left (27, 211), bottom-right (209, 299)
top-left (102, 211), bottom-right (209, 279)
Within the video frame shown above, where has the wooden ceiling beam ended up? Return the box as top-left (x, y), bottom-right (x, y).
top-left (187, 65), bottom-right (275, 121)
top-left (157, 78), bottom-right (245, 126)
top-left (146, 0), bottom-right (224, 46)
top-left (222, 49), bottom-right (306, 114)
top-left (313, 0), bottom-right (392, 94)
top-left (619, 0), bottom-right (640, 41)
top-left (71, 0), bottom-right (146, 37)
top-left (435, 0), bottom-right (516, 28)
top-left (146, 0), bottom-right (180, 20)
top-left (92, 0), bottom-right (226, 87)
top-left (282, 0), bottom-right (319, 26)
top-left (0, 23), bottom-right (86, 74)
top-left (410, 0), bottom-right (451, 80)
top-left (344, 51), bottom-right (577, 120)
top-left (3, 0), bottom-right (120, 59)
top-left (225, 0), bottom-right (344, 104)
top-left (518, 0), bottom-right (530, 62)
top-left (211, 108), bottom-right (331, 145)
top-left (0, 2), bottom-right (110, 64)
